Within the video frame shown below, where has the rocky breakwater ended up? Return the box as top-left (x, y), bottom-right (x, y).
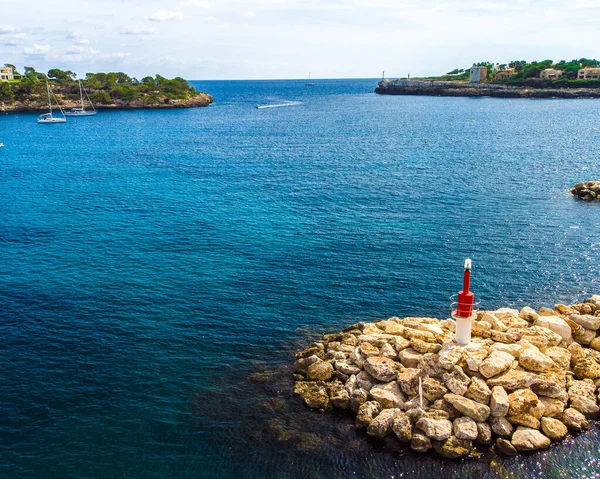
top-left (293, 295), bottom-right (600, 458)
top-left (571, 180), bottom-right (600, 201)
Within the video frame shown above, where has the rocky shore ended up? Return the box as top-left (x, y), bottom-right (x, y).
top-left (571, 181), bottom-right (600, 201)
top-left (375, 79), bottom-right (600, 99)
top-left (293, 295), bottom-right (600, 458)
top-left (0, 92), bottom-right (213, 112)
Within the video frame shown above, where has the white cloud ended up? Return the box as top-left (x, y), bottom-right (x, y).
top-left (148, 10), bottom-right (184, 21)
top-left (66, 32), bottom-right (80, 39)
top-left (102, 52), bottom-right (130, 63)
top-left (180, 0), bottom-right (211, 8)
top-left (23, 43), bottom-right (51, 56)
top-left (0, 25), bottom-right (17, 34)
top-left (121, 25), bottom-right (157, 35)
top-left (76, 38), bottom-right (90, 45)
top-left (14, 33), bottom-right (27, 40)
top-left (4, 39), bottom-right (17, 46)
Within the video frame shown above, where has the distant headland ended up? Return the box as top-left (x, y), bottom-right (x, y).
top-left (0, 64), bottom-right (212, 112)
top-left (376, 59), bottom-right (600, 99)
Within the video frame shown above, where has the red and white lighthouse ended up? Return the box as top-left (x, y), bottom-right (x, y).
top-left (452, 259), bottom-right (476, 345)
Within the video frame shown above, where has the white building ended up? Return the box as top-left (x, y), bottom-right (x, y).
top-left (0, 65), bottom-right (14, 81)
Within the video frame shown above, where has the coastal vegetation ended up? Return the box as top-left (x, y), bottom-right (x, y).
top-left (0, 66), bottom-right (212, 110)
top-left (416, 59), bottom-right (600, 89)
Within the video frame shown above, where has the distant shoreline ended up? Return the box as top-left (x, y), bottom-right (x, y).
top-left (0, 92), bottom-right (213, 113)
top-left (375, 80), bottom-right (600, 99)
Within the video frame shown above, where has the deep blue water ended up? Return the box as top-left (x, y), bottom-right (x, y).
top-left (1, 79), bottom-right (600, 478)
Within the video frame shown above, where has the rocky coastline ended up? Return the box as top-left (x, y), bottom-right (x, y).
top-left (375, 80), bottom-right (600, 99)
top-left (293, 295), bottom-right (600, 459)
top-left (571, 180), bottom-right (600, 201)
top-left (0, 92), bottom-right (213, 112)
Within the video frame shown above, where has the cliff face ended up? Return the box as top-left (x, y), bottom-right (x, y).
top-left (0, 92), bottom-right (213, 112)
top-left (375, 80), bottom-right (600, 99)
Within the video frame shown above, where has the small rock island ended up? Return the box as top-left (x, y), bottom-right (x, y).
top-left (293, 295), bottom-right (600, 458)
top-left (571, 181), bottom-right (600, 201)
top-left (0, 65), bottom-right (212, 111)
top-left (376, 59), bottom-right (600, 99)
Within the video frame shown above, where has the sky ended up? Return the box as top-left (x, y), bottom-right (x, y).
top-left (1, 0), bottom-right (600, 80)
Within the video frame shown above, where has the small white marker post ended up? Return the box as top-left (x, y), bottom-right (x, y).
top-left (452, 259), bottom-right (476, 346)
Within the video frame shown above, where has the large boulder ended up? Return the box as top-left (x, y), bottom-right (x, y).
top-left (356, 401), bottom-right (382, 428)
top-left (392, 412), bottom-right (413, 442)
top-left (511, 427), bottom-right (551, 451)
top-left (490, 415), bottom-right (513, 438)
top-left (487, 369), bottom-right (536, 391)
top-left (465, 377), bottom-right (492, 405)
top-left (363, 356), bottom-right (399, 382)
top-left (490, 386), bottom-right (510, 416)
top-left (570, 314), bottom-right (600, 331)
top-left (328, 381), bottom-right (350, 409)
top-left (369, 381), bottom-right (406, 409)
top-left (453, 416), bottom-right (478, 440)
top-left (571, 396), bottom-right (600, 415)
top-left (508, 389), bottom-right (539, 416)
top-left (574, 357), bottom-right (600, 379)
top-left (519, 348), bottom-right (554, 372)
top-left (541, 417), bottom-right (568, 441)
top-left (562, 408), bottom-right (589, 431)
top-left (294, 381), bottom-right (330, 409)
top-left (444, 393), bottom-right (491, 422)
top-left (495, 438), bottom-right (518, 456)
top-left (410, 431), bottom-right (432, 453)
top-left (415, 417), bottom-right (453, 441)
top-left (479, 351), bottom-right (515, 379)
top-left (433, 436), bottom-right (472, 459)
top-left (307, 360), bottom-right (334, 381)
top-left (534, 316), bottom-right (572, 341)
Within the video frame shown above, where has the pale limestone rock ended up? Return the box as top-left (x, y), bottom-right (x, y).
top-left (383, 321), bottom-right (405, 335)
top-left (334, 359), bottom-right (361, 376)
top-left (440, 319), bottom-right (456, 332)
top-left (568, 378), bottom-right (596, 401)
top-left (520, 306), bottom-right (539, 322)
top-left (534, 316), bottom-right (572, 341)
top-left (421, 377), bottom-right (448, 402)
top-left (590, 337), bottom-right (600, 352)
top-left (538, 307), bottom-right (556, 316)
top-left (568, 342), bottom-right (586, 366)
top-left (404, 328), bottom-right (436, 343)
top-left (294, 354), bottom-right (321, 374)
top-left (519, 348), bottom-right (554, 372)
top-left (490, 415), bottom-right (513, 437)
top-left (486, 369), bottom-right (536, 391)
top-left (506, 413), bottom-right (540, 429)
top-left (541, 417), bottom-right (568, 440)
top-left (481, 313), bottom-right (508, 332)
top-left (511, 427), bottom-right (551, 451)
top-left (415, 417), bottom-right (453, 441)
top-left (363, 356), bottom-right (398, 382)
top-left (574, 357), bottom-right (600, 379)
top-left (397, 368), bottom-right (421, 396)
top-left (453, 416), bottom-right (478, 440)
top-left (294, 381), bottom-right (329, 409)
top-left (362, 323), bottom-right (382, 335)
top-left (367, 408), bottom-right (401, 438)
top-left (574, 328), bottom-right (596, 346)
top-left (531, 371), bottom-right (567, 398)
top-left (502, 316), bottom-right (530, 330)
top-left (438, 343), bottom-right (465, 370)
top-left (419, 354), bottom-right (446, 379)
top-left (433, 436), bottom-right (472, 459)
top-left (489, 343), bottom-right (523, 358)
top-left (398, 348), bottom-right (423, 368)
top-left (479, 351), bottom-right (515, 379)
top-left (403, 396), bottom-right (431, 410)
top-left (359, 342), bottom-right (380, 358)
top-left (525, 326), bottom-right (563, 347)
top-left (564, 318), bottom-right (585, 336)
top-left (355, 400), bottom-right (382, 428)
top-left (394, 336), bottom-right (411, 352)
top-left (508, 389), bottom-right (539, 416)
top-left (562, 407), bottom-right (589, 431)
top-left (465, 377), bottom-right (492, 405)
top-left (369, 381), bottom-right (405, 408)
top-left (472, 320), bottom-right (492, 338)
top-left (350, 348), bottom-right (365, 368)
top-left (570, 314), bottom-right (600, 331)
top-left (444, 393), bottom-right (491, 422)
top-left (344, 374), bottom-right (357, 395)
top-left (494, 307), bottom-right (520, 318)
top-left (466, 349), bottom-right (489, 372)
top-left (539, 397), bottom-right (565, 418)
top-left (490, 386), bottom-right (510, 416)
top-left (443, 366), bottom-right (471, 395)
top-left (545, 346), bottom-right (571, 370)
top-left (380, 342), bottom-right (398, 359)
top-left (571, 396), bottom-right (600, 415)
top-left (418, 323), bottom-right (444, 336)
top-left (307, 360), bottom-right (334, 381)
top-left (410, 431), bottom-right (432, 452)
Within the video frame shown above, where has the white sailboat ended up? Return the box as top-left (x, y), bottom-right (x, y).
top-left (38, 79), bottom-right (66, 124)
top-left (305, 72), bottom-right (316, 86)
top-left (65, 79), bottom-right (97, 117)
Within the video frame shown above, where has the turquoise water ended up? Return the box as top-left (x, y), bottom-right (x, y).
top-left (1, 79), bottom-right (600, 478)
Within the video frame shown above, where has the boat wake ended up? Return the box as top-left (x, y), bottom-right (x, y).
top-left (256, 101), bottom-right (302, 109)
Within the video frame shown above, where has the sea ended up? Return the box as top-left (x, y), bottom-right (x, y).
top-left (1, 78), bottom-right (600, 478)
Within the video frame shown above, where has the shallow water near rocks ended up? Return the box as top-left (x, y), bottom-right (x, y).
top-left (1, 79), bottom-right (600, 478)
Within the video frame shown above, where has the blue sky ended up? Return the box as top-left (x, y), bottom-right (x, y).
top-left (1, 0), bottom-right (600, 80)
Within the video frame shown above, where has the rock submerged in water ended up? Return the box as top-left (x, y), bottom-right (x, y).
top-left (292, 295), bottom-right (600, 458)
top-left (571, 180), bottom-right (600, 201)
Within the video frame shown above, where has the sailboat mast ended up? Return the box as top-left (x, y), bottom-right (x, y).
top-left (46, 80), bottom-right (52, 115)
top-left (79, 80), bottom-right (84, 110)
